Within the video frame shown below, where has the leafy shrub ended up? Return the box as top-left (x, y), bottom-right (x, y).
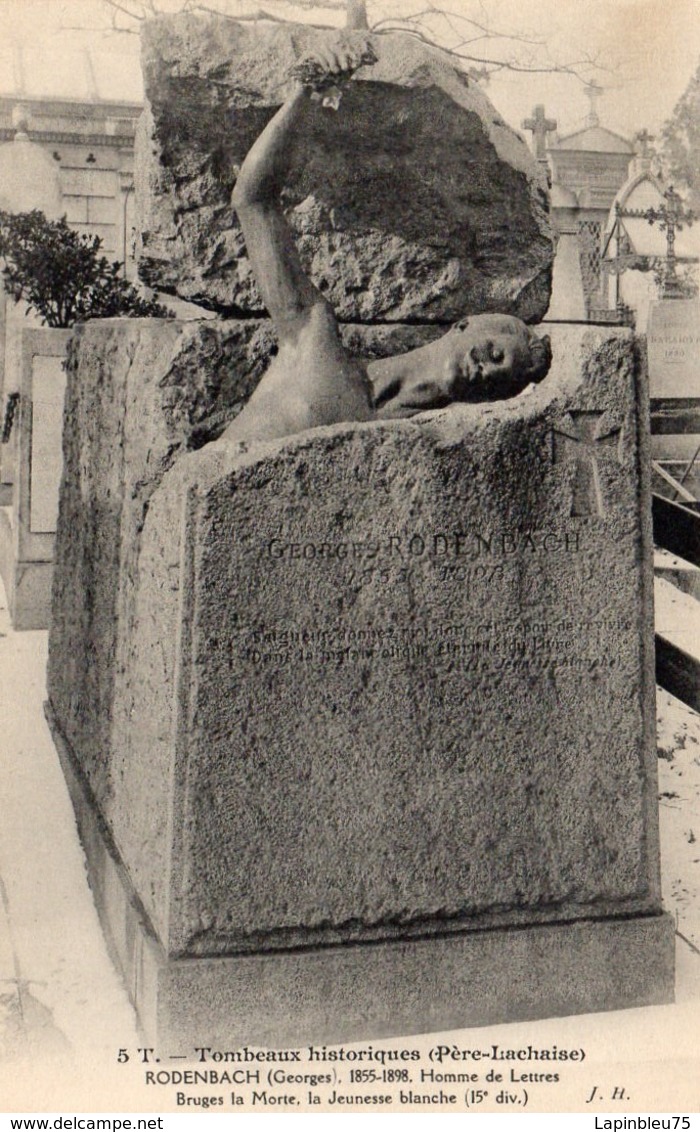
top-left (0, 209), bottom-right (172, 328)
top-left (660, 58), bottom-right (700, 213)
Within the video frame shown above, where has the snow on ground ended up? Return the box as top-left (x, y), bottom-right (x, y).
top-left (657, 687), bottom-right (700, 952)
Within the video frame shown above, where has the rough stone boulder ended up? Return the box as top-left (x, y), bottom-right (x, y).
top-left (136, 14), bottom-right (554, 324)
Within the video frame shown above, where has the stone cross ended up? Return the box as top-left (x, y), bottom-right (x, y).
top-left (585, 82), bottom-right (603, 127)
top-left (552, 410), bottom-right (621, 516)
top-left (634, 129), bottom-right (655, 159)
top-left (345, 0), bottom-right (369, 29)
top-left (521, 104), bottom-right (557, 160)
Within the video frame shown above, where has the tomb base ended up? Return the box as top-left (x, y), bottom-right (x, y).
top-left (48, 701), bottom-right (675, 1050)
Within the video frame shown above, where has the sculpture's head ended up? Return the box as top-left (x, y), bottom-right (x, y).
top-left (444, 314), bottom-right (552, 402)
top-left (371, 312), bottom-right (553, 419)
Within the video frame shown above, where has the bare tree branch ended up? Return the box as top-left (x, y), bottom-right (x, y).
top-left (373, 2), bottom-right (545, 48)
top-left (101, 0), bottom-right (343, 27)
top-left (105, 0), bottom-right (147, 19)
top-left (373, 14), bottom-right (543, 49)
top-left (97, 0), bottom-right (608, 85)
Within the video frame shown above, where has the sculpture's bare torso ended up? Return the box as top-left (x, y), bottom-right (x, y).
top-left (222, 293), bottom-right (373, 444)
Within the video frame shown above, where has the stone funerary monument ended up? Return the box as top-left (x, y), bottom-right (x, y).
top-left (46, 14), bottom-right (673, 1047)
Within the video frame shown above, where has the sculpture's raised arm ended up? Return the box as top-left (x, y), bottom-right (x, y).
top-left (231, 40), bottom-right (376, 344)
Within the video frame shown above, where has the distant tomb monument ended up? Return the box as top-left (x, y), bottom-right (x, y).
top-left (0, 109), bottom-right (68, 628)
top-left (648, 299), bottom-right (700, 400)
top-left (46, 15), bottom-right (673, 1047)
top-left (605, 179), bottom-right (700, 462)
top-left (643, 188), bottom-right (700, 403)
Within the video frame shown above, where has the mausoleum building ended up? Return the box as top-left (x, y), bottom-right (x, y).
top-left (0, 35), bottom-right (142, 627)
top-left (522, 86), bottom-right (645, 322)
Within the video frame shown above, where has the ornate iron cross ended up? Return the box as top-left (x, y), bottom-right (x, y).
top-left (644, 186), bottom-right (696, 297)
top-left (552, 411), bottom-right (621, 517)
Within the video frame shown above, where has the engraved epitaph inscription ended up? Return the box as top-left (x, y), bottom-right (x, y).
top-left (234, 528), bottom-right (626, 676)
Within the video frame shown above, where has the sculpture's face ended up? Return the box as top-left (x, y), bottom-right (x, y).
top-left (371, 313), bottom-right (551, 419)
top-left (447, 314), bottom-right (539, 401)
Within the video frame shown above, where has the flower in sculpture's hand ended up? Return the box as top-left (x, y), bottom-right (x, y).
top-left (288, 36), bottom-right (378, 109)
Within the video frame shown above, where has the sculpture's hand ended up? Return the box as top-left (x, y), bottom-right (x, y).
top-left (289, 35), bottom-right (377, 104)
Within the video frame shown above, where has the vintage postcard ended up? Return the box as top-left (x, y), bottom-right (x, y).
top-left (0, 0), bottom-right (698, 1120)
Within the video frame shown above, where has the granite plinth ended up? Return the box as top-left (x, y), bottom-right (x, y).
top-left (47, 320), bottom-right (672, 1040)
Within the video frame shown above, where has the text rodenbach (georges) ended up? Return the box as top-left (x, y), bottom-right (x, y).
top-left (265, 528), bottom-right (584, 563)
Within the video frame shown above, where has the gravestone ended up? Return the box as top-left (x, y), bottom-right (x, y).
top-left (647, 300), bottom-right (700, 463)
top-left (47, 319), bottom-right (674, 1046)
top-left (136, 14), bottom-right (554, 324)
top-left (647, 299), bottom-right (700, 398)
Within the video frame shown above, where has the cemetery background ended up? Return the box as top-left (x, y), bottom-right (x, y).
top-left (0, 0), bottom-right (699, 1113)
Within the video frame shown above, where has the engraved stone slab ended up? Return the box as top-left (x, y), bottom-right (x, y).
top-left (551, 410), bottom-right (621, 517)
top-left (647, 299), bottom-right (700, 398)
top-left (46, 323), bottom-right (661, 958)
